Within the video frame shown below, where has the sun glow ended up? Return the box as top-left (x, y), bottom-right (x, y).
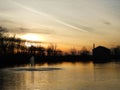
top-left (21, 33), bottom-right (43, 41)
top-left (24, 42), bottom-right (37, 47)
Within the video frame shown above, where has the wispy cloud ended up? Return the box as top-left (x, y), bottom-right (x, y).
top-left (11, 0), bottom-right (90, 33)
top-left (18, 27), bottom-right (55, 35)
top-left (103, 20), bottom-right (111, 25)
top-left (0, 19), bottom-right (14, 24)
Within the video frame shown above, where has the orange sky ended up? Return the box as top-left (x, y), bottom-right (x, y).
top-left (0, 0), bottom-right (120, 51)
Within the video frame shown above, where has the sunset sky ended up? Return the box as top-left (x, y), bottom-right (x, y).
top-left (0, 0), bottom-right (120, 51)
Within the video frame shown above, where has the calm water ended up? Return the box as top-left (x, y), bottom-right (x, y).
top-left (0, 62), bottom-right (120, 90)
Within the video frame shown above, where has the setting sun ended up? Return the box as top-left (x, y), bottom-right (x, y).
top-left (20, 33), bottom-right (43, 41)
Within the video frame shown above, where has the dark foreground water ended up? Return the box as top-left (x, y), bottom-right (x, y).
top-left (0, 62), bottom-right (120, 90)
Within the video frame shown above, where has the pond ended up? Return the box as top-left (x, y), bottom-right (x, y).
top-left (0, 62), bottom-right (120, 90)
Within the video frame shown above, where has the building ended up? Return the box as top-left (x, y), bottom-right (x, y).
top-left (93, 46), bottom-right (111, 62)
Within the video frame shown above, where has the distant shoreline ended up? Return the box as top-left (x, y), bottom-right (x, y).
top-left (0, 54), bottom-right (120, 68)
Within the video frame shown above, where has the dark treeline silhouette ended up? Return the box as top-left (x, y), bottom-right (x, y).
top-left (0, 26), bottom-right (120, 67)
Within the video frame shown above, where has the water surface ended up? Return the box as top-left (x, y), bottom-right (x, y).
top-left (0, 62), bottom-right (120, 90)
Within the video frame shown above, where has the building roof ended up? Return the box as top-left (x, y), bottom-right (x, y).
top-left (93, 46), bottom-right (110, 51)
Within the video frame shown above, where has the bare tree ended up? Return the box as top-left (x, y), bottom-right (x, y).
top-left (46, 44), bottom-right (57, 56)
top-left (70, 48), bottom-right (77, 56)
top-left (80, 47), bottom-right (90, 56)
top-left (0, 26), bottom-right (8, 54)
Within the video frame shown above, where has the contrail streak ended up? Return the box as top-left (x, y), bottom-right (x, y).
top-left (12, 0), bottom-right (88, 32)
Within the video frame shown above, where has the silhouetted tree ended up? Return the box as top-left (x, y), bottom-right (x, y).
top-left (80, 47), bottom-right (90, 56)
top-left (55, 50), bottom-right (63, 56)
top-left (15, 38), bottom-right (22, 53)
top-left (70, 48), bottom-right (77, 56)
top-left (29, 45), bottom-right (37, 55)
top-left (46, 44), bottom-right (57, 56)
top-left (111, 46), bottom-right (120, 59)
top-left (7, 35), bottom-right (16, 54)
top-left (37, 46), bottom-right (45, 56)
top-left (0, 26), bottom-right (8, 55)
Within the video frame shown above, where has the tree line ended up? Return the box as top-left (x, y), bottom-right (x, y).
top-left (0, 26), bottom-right (120, 67)
top-left (0, 26), bottom-right (91, 57)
